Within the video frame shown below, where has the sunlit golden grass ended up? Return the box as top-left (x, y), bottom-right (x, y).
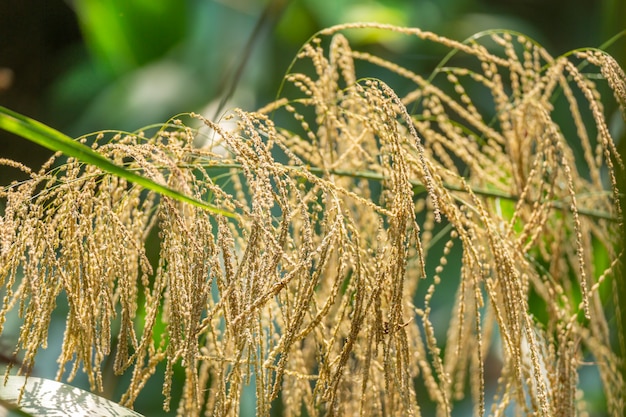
top-left (1, 24), bottom-right (624, 416)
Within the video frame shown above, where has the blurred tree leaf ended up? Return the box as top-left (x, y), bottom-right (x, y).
top-left (73, 0), bottom-right (188, 75)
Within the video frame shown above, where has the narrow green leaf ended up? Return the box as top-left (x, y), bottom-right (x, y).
top-left (0, 106), bottom-right (236, 218)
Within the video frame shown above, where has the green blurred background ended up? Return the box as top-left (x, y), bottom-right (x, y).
top-left (1, 0), bottom-right (624, 175)
top-left (0, 0), bottom-right (625, 416)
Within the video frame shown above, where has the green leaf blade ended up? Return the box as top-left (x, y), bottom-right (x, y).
top-left (0, 106), bottom-right (236, 218)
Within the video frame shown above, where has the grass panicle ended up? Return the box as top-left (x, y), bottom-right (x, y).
top-left (0, 24), bottom-right (624, 416)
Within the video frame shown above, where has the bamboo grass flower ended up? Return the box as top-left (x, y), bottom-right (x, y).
top-left (0, 24), bottom-right (624, 417)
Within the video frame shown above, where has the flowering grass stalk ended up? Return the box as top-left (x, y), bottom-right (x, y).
top-left (1, 24), bottom-right (624, 416)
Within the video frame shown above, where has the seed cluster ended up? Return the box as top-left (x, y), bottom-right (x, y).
top-left (1, 24), bottom-right (623, 416)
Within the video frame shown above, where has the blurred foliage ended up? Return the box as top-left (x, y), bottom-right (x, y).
top-left (74, 0), bottom-right (188, 75)
top-left (37, 0), bottom-right (626, 137)
top-left (2, 0), bottom-right (624, 140)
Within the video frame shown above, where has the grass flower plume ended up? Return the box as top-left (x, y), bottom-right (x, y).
top-left (1, 24), bottom-right (624, 416)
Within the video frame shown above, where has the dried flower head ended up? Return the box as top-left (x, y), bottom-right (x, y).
top-left (1, 24), bottom-right (624, 416)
